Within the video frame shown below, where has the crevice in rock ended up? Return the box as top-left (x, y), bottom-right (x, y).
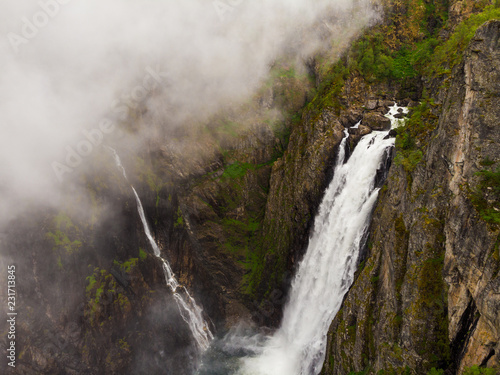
top-left (480, 348), bottom-right (495, 367)
top-left (450, 297), bottom-right (480, 373)
top-left (374, 147), bottom-right (395, 189)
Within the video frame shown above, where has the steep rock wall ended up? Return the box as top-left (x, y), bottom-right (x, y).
top-left (322, 20), bottom-right (500, 374)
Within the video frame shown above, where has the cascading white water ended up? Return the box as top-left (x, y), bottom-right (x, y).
top-left (238, 105), bottom-right (406, 375)
top-left (106, 147), bottom-right (214, 351)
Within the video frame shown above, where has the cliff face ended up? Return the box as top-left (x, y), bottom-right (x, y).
top-left (321, 20), bottom-right (500, 374)
top-left (0, 186), bottom-right (197, 374)
top-left (0, 60), bottom-right (320, 373)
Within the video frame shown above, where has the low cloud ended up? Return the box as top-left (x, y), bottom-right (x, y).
top-left (0, 0), bottom-right (378, 227)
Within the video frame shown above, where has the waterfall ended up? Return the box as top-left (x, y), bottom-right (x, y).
top-left (106, 147), bottom-right (214, 351)
top-left (237, 105), bottom-right (406, 375)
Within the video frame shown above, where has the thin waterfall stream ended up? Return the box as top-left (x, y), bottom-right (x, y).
top-left (108, 104), bottom-right (405, 374)
top-left (106, 146), bottom-right (214, 352)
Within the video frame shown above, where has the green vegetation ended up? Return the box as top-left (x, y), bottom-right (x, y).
top-left (221, 162), bottom-right (257, 180)
top-left (426, 5), bottom-right (500, 77)
top-left (270, 65), bottom-right (297, 79)
top-left (221, 217), bottom-right (260, 256)
top-left (46, 212), bottom-right (83, 271)
top-left (139, 247), bottom-right (147, 260)
top-left (85, 267), bottom-right (131, 327)
top-left (348, 33), bottom-right (399, 82)
top-left (348, 368), bottom-right (370, 375)
top-left (306, 61), bottom-right (348, 117)
top-left (463, 366), bottom-right (497, 375)
top-left (308, 1), bottom-right (500, 105)
top-left (114, 258), bottom-right (139, 274)
top-left (174, 206), bottom-right (184, 228)
top-left (413, 247), bottom-right (450, 369)
top-left (217, 120), bottom-right (242, 138)
top-left (135, 157), bottom-right (164, 194)
top-left (86, 273), bottom-right (97, 295)
top-left (118, 338), bottom-right (131, 353)
top-left (470, 166), bottom-right (500, 225)
top-left (394, 100), bottom-right (438, 176)
top-left (427, 368), bottom-right (444, 375)
top-left (46, 213), bottom-right (82, 254)
top-left (374, 367), bottom-right (411, 375)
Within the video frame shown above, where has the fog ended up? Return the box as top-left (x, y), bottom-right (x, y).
top-left (0, 0), bottom-right (379, 227)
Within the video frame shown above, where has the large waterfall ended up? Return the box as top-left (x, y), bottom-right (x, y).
top-left (107, 147), bottom-right (214, 351)
top-left (235, 106), bottom-right (406, 375)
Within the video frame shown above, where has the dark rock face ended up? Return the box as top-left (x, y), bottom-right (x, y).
top-left (249, 109), bottom-right (345, 325)
top-left (321, 20), bottom-right (500, 374)
top-left (0, 191), bottom-right (197, 375)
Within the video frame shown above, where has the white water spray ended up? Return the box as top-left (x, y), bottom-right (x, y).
top-left (238, 106), bottom-right (406, 375)
top-left (107, 146), bottom-right (213, 351)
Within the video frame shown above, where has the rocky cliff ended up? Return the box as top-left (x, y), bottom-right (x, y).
top-left (321, 17), bottom-right (500, 375)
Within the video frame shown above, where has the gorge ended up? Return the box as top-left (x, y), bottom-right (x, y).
top-left (1, 1), bottom-right (499, 375)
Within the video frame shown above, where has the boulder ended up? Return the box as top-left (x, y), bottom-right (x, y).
top-left (359, 124), bottom-right (372, 136)
top-left (347, 125), bottom-right (372, 152)
top-left (348, 124), bottom-right (372, 137)
top-left (362, 112), bottom-right (391, 130)
top-left (398, 98), bottom-right (411, 106)
top-left (339, 110), bottom-right (363, 128)
top-left (365, 99), bottom-right (378, 110)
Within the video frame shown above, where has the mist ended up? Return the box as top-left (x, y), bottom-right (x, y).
top-left (0, 0), bottom-right (379, 228)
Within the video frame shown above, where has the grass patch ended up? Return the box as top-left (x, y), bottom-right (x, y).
top-left (306, 60), bottom-right (348, 118)
top-left (221, 162), bottom-right (256, 180)
top-left (393, 99), bottom-right (438, 175)
top-left (463, 366), bottom-right (497, 375)
top-left (470, 166), bottom-right (500, 226)
top-left (114, 258), bottom-right (139, 274)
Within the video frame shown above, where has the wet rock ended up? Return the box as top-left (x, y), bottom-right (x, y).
top-left (383, 129), bottom-right (397, 139)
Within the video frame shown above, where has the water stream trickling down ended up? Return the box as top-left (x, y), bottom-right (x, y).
top-left (107, 146), bottom-right (214, 352)
top-left (231, 105), bottom-right (407, 375)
